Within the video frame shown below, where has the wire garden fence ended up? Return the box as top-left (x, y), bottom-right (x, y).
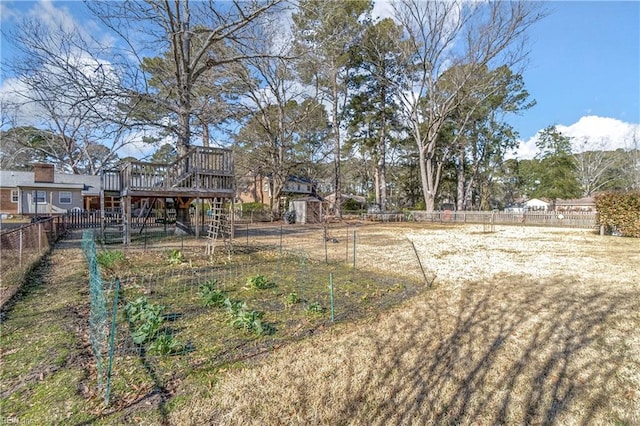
top-left (83, 224), bottom-right (425, 407)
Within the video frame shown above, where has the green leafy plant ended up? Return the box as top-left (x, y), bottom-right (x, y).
top-left (224, 298), bottom-right (247, 317)
top-left (222, 297), bottom-right (275, 336)
top-left (247, 274), bottom-right (276, 290)
top-left (96, 250), bottom-right (125, 269)
top-left (305, 302), bottom-right (325, 315)
top-left (124, 297), bottom-right (165, 344)
top-left (230, 308), bottom-right (275, 336)
top-left (148, 333), bottom-right (184, 356)
top-left (285, 292), bottom-right (301, 307)
top-left (198, 280), bottom-right (226, 307)
top-left (168, 249), bottom-right (185, 265)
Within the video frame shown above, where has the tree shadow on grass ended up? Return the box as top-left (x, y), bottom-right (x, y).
top-left (296, 276), bottom-right (637, 425)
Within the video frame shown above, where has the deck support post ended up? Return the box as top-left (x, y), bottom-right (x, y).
top-left (195, 196), bottom-right (200, 239)
top-left (124, 195), bottom-right (131, 244)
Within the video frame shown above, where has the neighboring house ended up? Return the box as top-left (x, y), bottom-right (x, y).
top-left (555, 197), bottom-right (596, 212)
top-left (0, 164), bottom-right (102, 216)
top-left (524, 198), bottom-right (549, 211)
top-left (323, 193), bottom-right (366, 213)
top-left (238, 174), bottom-right (316, 206)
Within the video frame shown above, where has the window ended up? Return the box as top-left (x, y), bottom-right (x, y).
top-left (34, 191), bottom-right (46, 203)
top-left (59, 191), bottom-right (72, 204)
top-left (11, 190), bottom-right (18, 203)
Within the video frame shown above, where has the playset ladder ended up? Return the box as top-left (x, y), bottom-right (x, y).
top-left (206, 198), bottom-right (232, 256)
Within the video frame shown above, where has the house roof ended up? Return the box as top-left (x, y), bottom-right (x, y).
top-left (324, 193), bottom-right (366, 204)
top-left (555, 197), bottom-right (595, 206)
top-left (0, 170), bottom-right (102, 196)
top-left (525, 198), bottom-right (549, 206)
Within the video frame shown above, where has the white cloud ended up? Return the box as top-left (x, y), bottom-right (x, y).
top-left (514, 116), bottom-right (640, 159)
top-left (372, 0), bottom-right (394, 20)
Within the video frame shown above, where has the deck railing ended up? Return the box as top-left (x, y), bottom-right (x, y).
top-left (111, 146), bottom-right (233, 193)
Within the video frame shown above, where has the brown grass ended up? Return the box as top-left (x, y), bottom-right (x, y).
top-left (1, 223), bottom-right (638, 425)
top-left (169, 223), bottom-right (640, 425)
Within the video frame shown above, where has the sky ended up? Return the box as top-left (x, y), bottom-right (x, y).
top-left (1, 0), bottom-right (639, 159)
top-left (507, 0), bottom-right (640, 157)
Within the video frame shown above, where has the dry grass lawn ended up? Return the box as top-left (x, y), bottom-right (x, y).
top-left (170, 223), bottom-right (640, 425)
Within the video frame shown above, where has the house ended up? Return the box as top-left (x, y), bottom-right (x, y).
top-left (323, 193), bottom-right (366, 213)
top-left (238, 174), bottom-right (317, 206)
top-left (0, 164), bottom-right (101, 216)
top-left (524, 198), bottom-right (549, 211)
top-left (555, 197), bottom-right (596, 212)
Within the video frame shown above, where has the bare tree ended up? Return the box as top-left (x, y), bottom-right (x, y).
top-left (235, 19), bottom-right (330, 216)
top-left (622, 129), bottom-right (640, 191)
top-left (2, 15), bottom-right (135, 174)
top-left (86, 0), bottom-right (284, 156)
top-left (573, 137), bottom-right (627, 196)
top-left (292, 0), bottom-right (372, 217)
top-left (391, 0), bottom-right (545, 211)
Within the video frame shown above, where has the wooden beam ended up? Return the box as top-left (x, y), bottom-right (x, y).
top-left (175, 197), bottom-right (194, 208)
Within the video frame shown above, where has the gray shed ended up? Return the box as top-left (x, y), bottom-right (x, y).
top-left (290, 197), bottom-right (323, 224)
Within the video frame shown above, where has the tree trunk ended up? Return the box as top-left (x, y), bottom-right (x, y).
top-left (456, 146), bottom-right (465, 211)
top-left (374, 166), bottom-right (380, 208)
top-left (201, 118), bottom-right (210, 147)
top-left (332, 81), bottom-right (342, 218)
top-left (418, 147), bottom-right (436, 212)
top-left (379, 122), bottom-right (387, 211)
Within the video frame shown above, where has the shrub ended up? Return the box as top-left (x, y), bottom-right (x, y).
top-left (595, 192), bottom-right (640, 237)
top-left (283, 210), bottom-right (296, 224)
top-left (240, 202), bottom-right (269, 213)
top-left (343, 198), bottom-right (363, 212)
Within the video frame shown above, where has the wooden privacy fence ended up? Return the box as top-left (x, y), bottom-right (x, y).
top-left (0, 217), bottom-right (68, 307)
top-left (408, 210), bottom-right (598, 229)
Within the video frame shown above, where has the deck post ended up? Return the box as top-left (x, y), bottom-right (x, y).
top-left (195, 196), bottom-right (200, 239)
top-left (124, 195), bottom-right (131, 244)
top-left (100, 173), bottom-right (105, 235)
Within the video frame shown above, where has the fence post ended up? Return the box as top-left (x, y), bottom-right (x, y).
top-left (352, 230), bottom-right (356, 270)
top-left (324, 226), bottom-right (328, 264)
top-left (38, 223), bottom-right (43, 254)
top-left (329, 273), bottom-right (335, 322)
top-left (19, 228), bottom-right (23, 268)
top-left (104, 278), bottom-right (120, 406)
top-left (345, 225), bottom-right (349, 264)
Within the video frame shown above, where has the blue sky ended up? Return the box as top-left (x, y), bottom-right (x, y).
top-left (509, 1), bottom-right (639, 137)
top-left (1, 0), bottom-right (639, 158)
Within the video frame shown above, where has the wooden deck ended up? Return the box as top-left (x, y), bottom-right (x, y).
top-left (103, 146), bottom-right (234, 198)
